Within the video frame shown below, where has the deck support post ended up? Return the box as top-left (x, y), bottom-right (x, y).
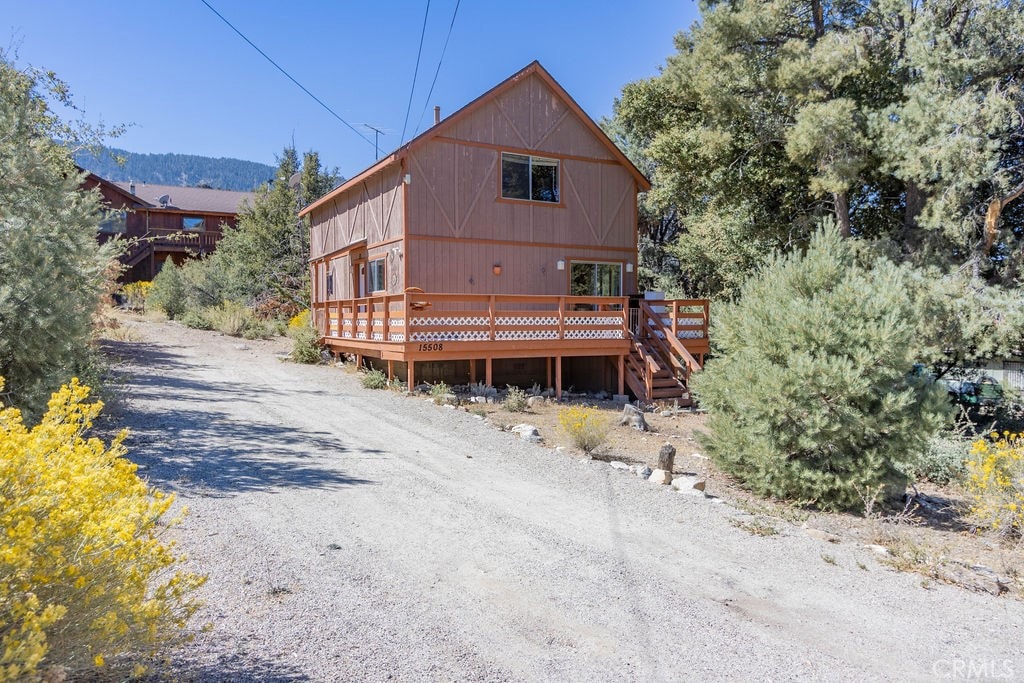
top-left (387, 359), bottom-right (394, 381)
top-left (555, 356), bottom-right (562, 400)
top-left (407, 360), bottom-right (415, 391)
top-left (355, 354), bottom-right (363, 369)
top-left (469, 359), bottom-right (477, 385)
top-left (485, 357), bottom-right (493, 388)
top-left (546, 357), bottom-right (552, 389)
top-left (617, 354), bottom-right (625, 396)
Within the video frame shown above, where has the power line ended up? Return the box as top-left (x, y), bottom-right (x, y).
top-left (400, 0), bottom-right (432, 145)
top-left (199, 0), bottom-right (376, 150)
top-left (413, 0), bottom-right (461, 138)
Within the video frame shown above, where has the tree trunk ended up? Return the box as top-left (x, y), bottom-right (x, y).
top-left (983, 180), bottom-right (1024, 253)
top-left (833, 191), bottom-right (851, 237)
top-left (902, 181), bottom-right (927, 253)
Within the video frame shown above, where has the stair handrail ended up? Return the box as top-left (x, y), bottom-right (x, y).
top-left (638, 301), bottom-right (703, 379)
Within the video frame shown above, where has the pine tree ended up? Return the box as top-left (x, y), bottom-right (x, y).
top-left (691, 225), bottom-right (951, 510)
top-left (615, 0), bottom-right (1024, 295)
top-left (0, 54), bottom-right (112, 419)
top-left (191, 147), bottom-right (338, 315)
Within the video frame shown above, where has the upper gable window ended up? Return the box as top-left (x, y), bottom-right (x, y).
top-left (501, 153), bottom-right (559, 203)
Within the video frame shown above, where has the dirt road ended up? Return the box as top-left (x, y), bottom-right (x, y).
top-left (109, 319), bottom-right (1022, 681)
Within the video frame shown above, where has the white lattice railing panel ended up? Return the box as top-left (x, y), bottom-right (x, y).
top-left (568, 316), bottom-right (620, 326)
top-left (564, 329), bottom-right (627, 340)
top-left (389, 333), bottom-right (406, 342)
top-left (389, 318), bottom-right (405, 327)
top-left (494, 330), bottom-right (560, 341)
top-left (409, 316), bottom-right (489, 327)
top-left (410, 331), bottom-right (490, 342)
top-left (495, 316), bottom-right (558, 327)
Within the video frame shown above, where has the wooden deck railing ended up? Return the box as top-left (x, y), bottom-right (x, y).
top-left (313, 293), bottom-right (631, 345)
top-left (123, 229), bottom-right (221, 267)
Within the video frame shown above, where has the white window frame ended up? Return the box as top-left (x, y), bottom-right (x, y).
top-left (367, 257), bottom-right (386, 293)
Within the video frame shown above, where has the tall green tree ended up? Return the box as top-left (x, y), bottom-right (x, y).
top-left (0, 54), bottom-right (115, 418)
top-left (615, 0), bottom-right (1024, 297)
top-left (193, 147), bottom-right (338, 314)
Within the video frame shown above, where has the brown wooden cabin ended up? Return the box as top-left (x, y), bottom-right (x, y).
top-left (303, 61), bottom-right (709, 402)
top-left (82, 169), bottom-right (253, 282)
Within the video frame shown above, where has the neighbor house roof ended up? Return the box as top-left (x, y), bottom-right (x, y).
top-left (300, 61), bottom-right (650, 217)
top-left (112, 181), bottom-right (253, 214)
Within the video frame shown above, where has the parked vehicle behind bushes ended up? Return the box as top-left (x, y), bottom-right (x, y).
top-left (941, 376), bottom-right (1004, 415)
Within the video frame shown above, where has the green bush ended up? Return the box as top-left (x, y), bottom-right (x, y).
top-left (361, 368), bottom-right (388, 389)
top-left (148, 262), bottom-right (187, 320)
top-left (179, 309), bottom-right (212, 330)
top-left (898, 434), bottom-right (970, 486)
top-left (430, 381), bottom-right (451, 405)
top-left (503, 385), bottom-right (529, 412)
top-left (288, 324), bottom-right (321, 364)
top-left (691, 225), bottom-right (950, 510)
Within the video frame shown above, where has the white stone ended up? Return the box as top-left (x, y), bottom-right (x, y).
top-left (671, 475), bottom-right (706, 496)
top-left (634, 464), bottom-right (653, 479)
top-left (609, 461), bottom-right (631, 470)
top-left (510, 424), bottom-right (541, 442)
top-left (649, 469), bottom-right (672, 485)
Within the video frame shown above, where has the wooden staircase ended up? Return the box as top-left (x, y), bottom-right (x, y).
top-left (624, 300), bottom-right (707, 404)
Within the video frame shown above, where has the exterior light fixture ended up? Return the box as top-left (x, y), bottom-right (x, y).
top-left (403, 173), bottom-right (412, 184)
top-left (492, 264), bottom-right (502, 276)
top-left (626, 263), bottom-right (634, 273)
top-left (556, 260), bottom-right (565, 271)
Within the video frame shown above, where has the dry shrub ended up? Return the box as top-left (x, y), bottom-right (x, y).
top-left (558, 405), bottom-right (609, 453)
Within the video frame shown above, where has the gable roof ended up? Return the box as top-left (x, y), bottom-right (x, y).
top-left (112, 181), bottom-right (253, 214)
top-left (300, 61), bottom-right (650, 217)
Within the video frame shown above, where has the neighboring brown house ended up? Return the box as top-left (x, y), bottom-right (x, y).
top-left (82, 169), bottom-right (253, 281)
top-left (303, 61), bottom-right (708, 401)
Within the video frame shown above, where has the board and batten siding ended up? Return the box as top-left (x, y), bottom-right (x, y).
top-left (404, 73), bottom-right (638, 296)
top-left (309, 165), bottom-right (405, 302)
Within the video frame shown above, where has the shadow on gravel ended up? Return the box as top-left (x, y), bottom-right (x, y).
top-left (104, 340), bottom-right (377, 495)
top-left (143, 652), bottom-right (311, 682)
top-left (123, 406), bottom-right (378, 495)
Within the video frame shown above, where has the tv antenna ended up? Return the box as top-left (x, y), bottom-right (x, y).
top-left (361, 124), bottom-right (388, 160)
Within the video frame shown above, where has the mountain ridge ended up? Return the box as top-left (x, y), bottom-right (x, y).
top-left (75, 147), bottom-right (276, 192)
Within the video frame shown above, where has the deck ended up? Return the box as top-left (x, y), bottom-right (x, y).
top-left (313, 293), bottom-right (709, 401)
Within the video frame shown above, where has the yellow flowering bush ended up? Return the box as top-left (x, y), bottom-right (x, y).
top-left (287, 309), bottom-right (310, 330)
top-left (121, 281), bottom-right (153, 312)
top-left (558, 405), bottom-right (609, 453)
top-left (966, 432), bottom-right (1024, 537)
top-left (0, 377), bottom-right (204, 681)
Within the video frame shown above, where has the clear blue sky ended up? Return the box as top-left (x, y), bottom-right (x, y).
top-left (4, 1), bottom-right (698, 180)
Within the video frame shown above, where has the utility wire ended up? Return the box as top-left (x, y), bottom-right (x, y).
top-left (412, 0), bottom-right (461, 138)
top-left (400, 0), bottom-right (432, 144)
top-left (199, 0), bottom-right (376, 150)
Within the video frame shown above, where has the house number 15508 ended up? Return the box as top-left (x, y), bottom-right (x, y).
top-left (417, 343), bottom-right (444, 352)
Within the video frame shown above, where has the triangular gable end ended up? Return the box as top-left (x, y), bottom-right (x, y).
top-left (300, 61), bottom-right (649, 217)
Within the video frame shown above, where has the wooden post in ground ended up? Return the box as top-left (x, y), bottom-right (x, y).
top-left (469, 359), bottom-right (477, 385)
top-left (485, 357), bottom-right (493, 388)
top-left (407, 360), bottom-right (415, 390)
top-left (387, 359), bottom-right (394, 381)
top-left (355, 353), bottom-right (363, 369)
top-left (546, 357), bottom-right (552, 389)
top-left (617, 355), bottom-right (625, 395)
top-left (555, 356), bottom-right (562, 399)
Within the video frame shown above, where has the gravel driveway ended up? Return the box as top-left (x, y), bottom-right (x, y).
top-left (109, 319), bottom-right (1023, 682)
